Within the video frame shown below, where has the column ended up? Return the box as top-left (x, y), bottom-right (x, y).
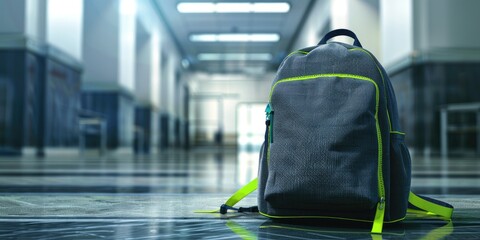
top-left (133, 19), bottom-right (153, 154)
top-left (81, 0), bottom-right (135, 150)
top-left (0, 0), bottom-right (82, 155)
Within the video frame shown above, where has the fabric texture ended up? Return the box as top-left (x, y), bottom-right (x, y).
top-left (258, 35), bottom-right (411, 222)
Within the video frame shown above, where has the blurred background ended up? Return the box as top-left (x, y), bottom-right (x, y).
top-left (0, 0), bottom-right (479, 238)
top-left (1, 0), bottom-right (479, 158)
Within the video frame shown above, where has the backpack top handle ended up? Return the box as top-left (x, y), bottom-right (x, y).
top-left (318, 29), bottom-right (363, 48)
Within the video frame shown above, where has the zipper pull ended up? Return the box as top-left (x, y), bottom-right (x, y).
top-left (371, 197), bottom-right (385, 234)
top-left (265, 103), bottom-right (271, 119)
top-left (379, 197), bottom-right (385, 210)
top-left (265, 103), bottom-right (271, 126)
top-left (265, 103), bottom-right (274, 143)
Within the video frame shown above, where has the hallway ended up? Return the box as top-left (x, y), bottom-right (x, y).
top-left (2, 0), bottom-right (480, 238)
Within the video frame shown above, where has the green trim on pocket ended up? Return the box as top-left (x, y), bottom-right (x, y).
top-left (349, 48), bottom-right (393, 132)
top-left (269, 73), bottom-right (379, 102)
top-left (286, 50), bottom-right (309, 57)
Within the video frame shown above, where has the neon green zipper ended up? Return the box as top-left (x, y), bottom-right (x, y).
top-left (349, 48), bottom-right (393, 132)
top-left (286, 50), bottom-right (310, 57)
top-left (286, 48), bottom-right (395, 133)
top-left (267, 73), bottom-right (386, 233)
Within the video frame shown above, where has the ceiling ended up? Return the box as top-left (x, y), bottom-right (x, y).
top-left (153, 0), bottom-right (314, 74)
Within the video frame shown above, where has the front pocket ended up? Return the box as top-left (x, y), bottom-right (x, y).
top-left (264, 75), bottom-right (380, 212)
top-left (389, 132), bottom-right (411, 219)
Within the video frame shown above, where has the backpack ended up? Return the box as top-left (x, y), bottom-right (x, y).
top-left (215, 29), bottom-right (453, 234)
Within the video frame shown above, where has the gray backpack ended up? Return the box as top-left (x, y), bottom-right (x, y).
top-left (217, 29), bottom-right (453, 234)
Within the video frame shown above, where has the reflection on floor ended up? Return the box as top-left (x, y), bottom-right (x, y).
top-left (0, 147), bottom-right (479, 239)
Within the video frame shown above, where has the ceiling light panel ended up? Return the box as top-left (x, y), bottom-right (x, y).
top-left (198, 53), bottom-right (272, 61)
top-left (190, 33), bottom-right (280, 42)
top-left (177, 2), bottom-right (290, 13)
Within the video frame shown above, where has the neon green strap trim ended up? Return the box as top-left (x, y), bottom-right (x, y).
top-left (408, 192), bottom-right (453, 220)
top-left (225, 178), bottom-right (258, 207)
top-left (195, 178), bottom-right (258, 214)
top-left (194, 209), bottom-right (220, 213)
top-left (287, 50), bottom-right (309, 57)
top-left (390, 131), bottom-right (405, 135)
top-left (371, 201), bottom-right (385, 234)
top-left (269, 73), bottom-right (379, 102)
top-left (407, 208), bottom-right (437, 216)
top-left (349, 48), bottom-right (392, 132)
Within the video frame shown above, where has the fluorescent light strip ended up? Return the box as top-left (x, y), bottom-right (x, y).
top-left (177, 2), bottom-right (290, 13)
top-left (190, 34), bottom-right (280, 42)
top-left (198, 53), bottom-right (272, 61)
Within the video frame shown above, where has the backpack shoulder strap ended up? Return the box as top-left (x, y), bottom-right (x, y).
top-left (408, 191), bottom-right (454, 220)
top-left (194, 178), bottom-right (259, 214)
top-left (219, 178), bottom-right (258, 214)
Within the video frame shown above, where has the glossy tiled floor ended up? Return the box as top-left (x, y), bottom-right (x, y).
top-left (0, 147), bottom-right (479, 239)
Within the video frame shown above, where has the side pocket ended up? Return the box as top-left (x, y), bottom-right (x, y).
top-left (257, 122), bottom-right (270, 214)
top-left (389, 133), bottom-right (412, 220)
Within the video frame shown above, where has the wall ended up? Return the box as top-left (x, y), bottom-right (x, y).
top-left (346, 0), bottom-right (380, 58)
top-left (134, 0), bottom-right (184, 148)
top-left (0, 0), bottom-right (46, 40)
top-left (291, 0), bottom-right (381, 59)
top-left (0, 0), bottom-right (84, 154)
top-left (290, 0), bottom-right (330, 51)
top-left (134, 20), bottom-right (152, 104)
top-left (380, 0), bottom-right (413, 66)
top-left (135, 0), bottom-right (183, 112)
top-left (0, 0), bottom-right (186, 152)
top-left (414, 0), bottom-right (480, 52)
top-left (0, 0), bottom-right (26, 34)
top-left (331, 0), bottom-right (381, 58)
top-left (118, 0), bottom-right (136, 92)
top-left (382, 0), bottom-right (480, 68)
top-left (25, 0), bottom-right (47, 41)
top-left (150, 33), bottom-right (160, 108)
top-left (82, 0), bottom-right (119, 87)
top-left (385, 0), bottom-right (480, 155)
top-left (46, 0), bottom-right (83, 61)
